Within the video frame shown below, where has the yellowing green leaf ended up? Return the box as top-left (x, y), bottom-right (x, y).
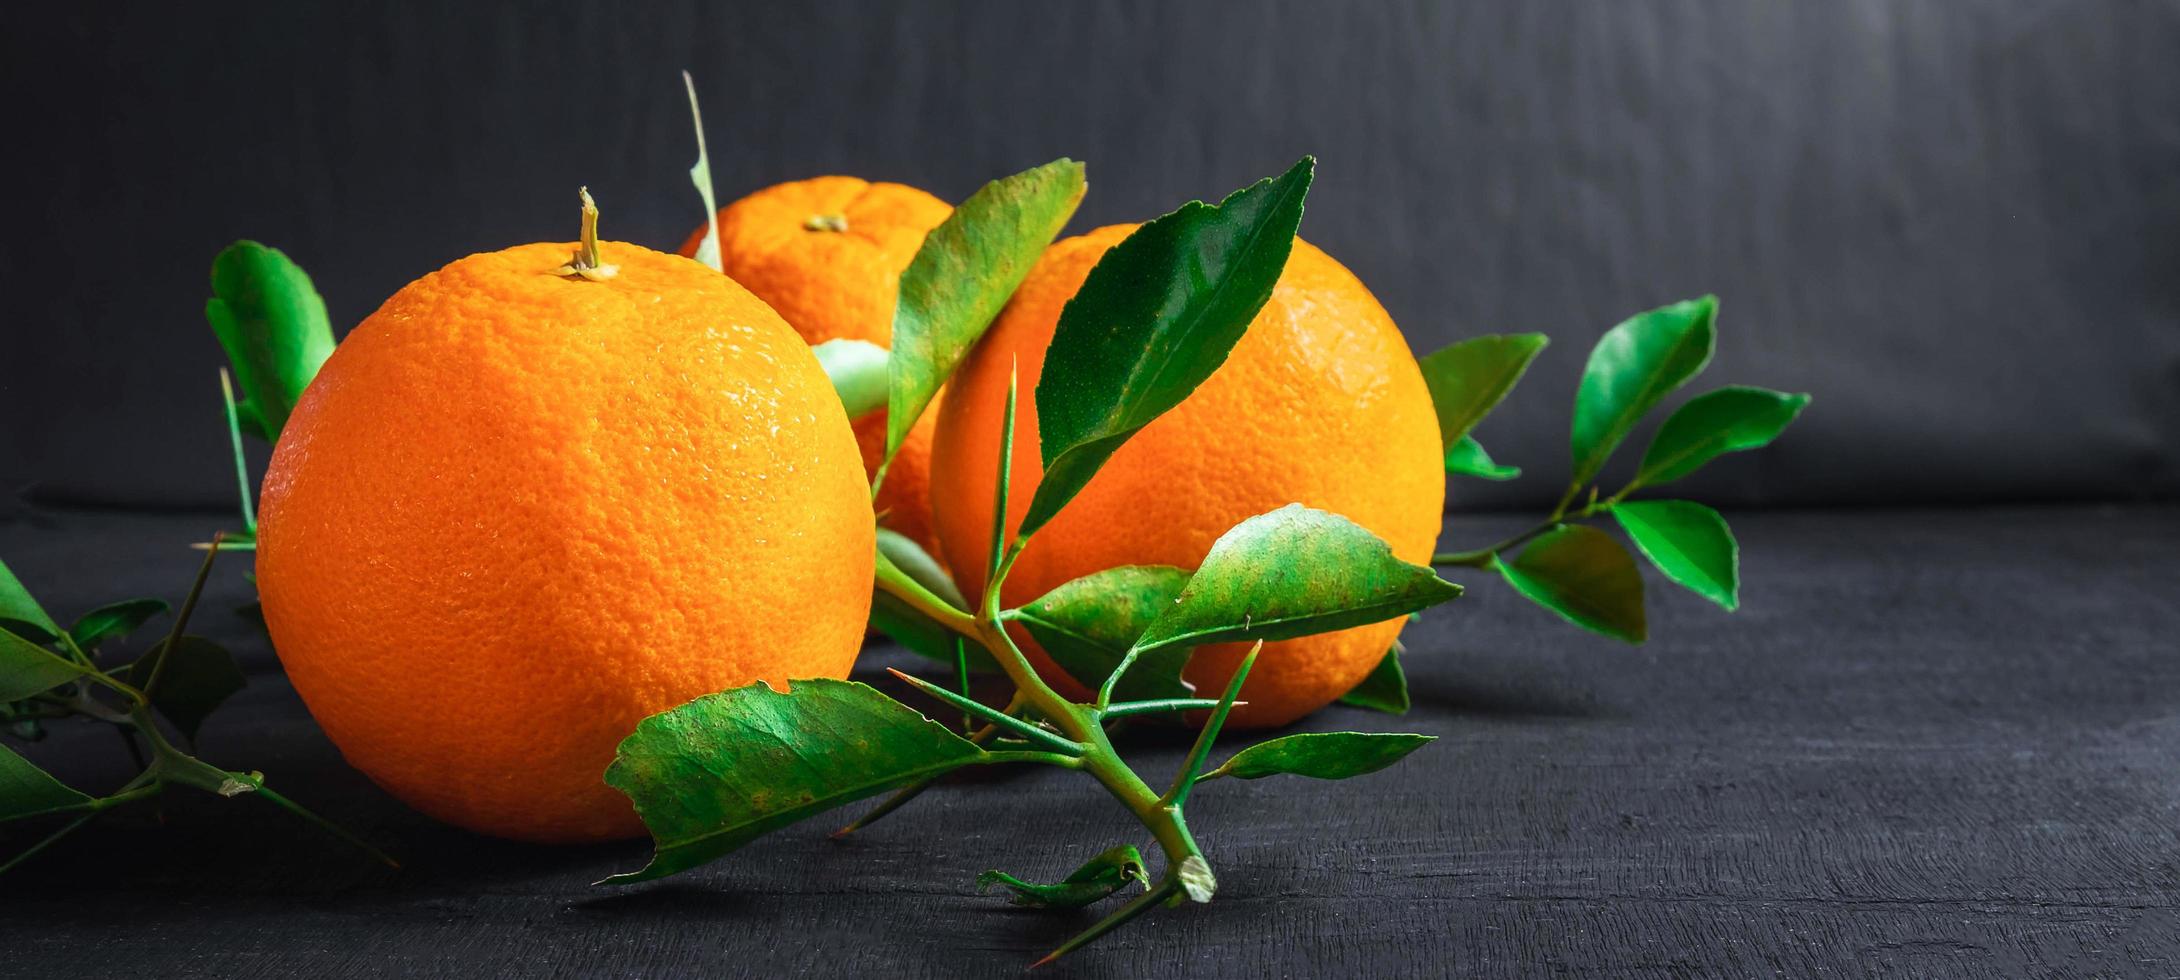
top-left (1614, 499), bottom-right (1740, 610)
top-left (1133, 505), bottom-right (1460, 656)
top-left (888, 159), bottom-right (1086, 460)
top-left (602, 679), bottom-right (992, 884)
top-left (1020, 158), bottom-right (1314, 537)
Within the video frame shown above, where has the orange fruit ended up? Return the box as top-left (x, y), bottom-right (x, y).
top-left (681, 176), bottom-right (952, 552)
top-left (258, 236), bottom-right (875, 843)
top-left (930, 225), bottom-right (1444, 729)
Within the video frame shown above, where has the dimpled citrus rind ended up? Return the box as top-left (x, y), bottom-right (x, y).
top-left (930, 226), bottom-right (1445, 728)
top-left (258, 240), bottom-right (875, 843)
top-left (681, 176), bottom-right (953, 555)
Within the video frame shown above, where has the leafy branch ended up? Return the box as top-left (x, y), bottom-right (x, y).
top-left (1417, 298), bottom-right (1810, 644)
top-left (0, 543), bottom-right (393, 874)
top-left (604, 157), bottom-right (1448, 964)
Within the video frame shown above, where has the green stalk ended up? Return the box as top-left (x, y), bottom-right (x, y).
top-left (1431, 496), bottom-right (1616, 567)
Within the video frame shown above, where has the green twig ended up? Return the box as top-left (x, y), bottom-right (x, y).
top-left (0, 813), bottom-right (99, 875)
top-left (1032, 878), bottom-right (1180, 968)
top-left (1101, 698), bottom-right (1228, 720)
top-left (140, 534), bottom-right (224, 704)
top-left (885, 668), bottom-right (1083, 757)
top-left (1162, 643), bottom-right (1258, 810)
top-left (1431, 496), bottom-right (1616, 567)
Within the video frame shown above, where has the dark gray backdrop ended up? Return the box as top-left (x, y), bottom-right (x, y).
top-left (5, 1), bottom-right (2176, 511)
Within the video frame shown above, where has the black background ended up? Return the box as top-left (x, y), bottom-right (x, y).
top-left (5, 2), bottom-right (2177, 511)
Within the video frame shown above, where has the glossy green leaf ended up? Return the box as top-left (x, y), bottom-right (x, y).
top-left (1133, 504), bottom-right (1461, 656)
top-left (0, 628), bottom-right (88, 702)
top-left (0, 744), bottom-right (93, 822)
top-left (0, 559), bottom-right (59, 638)
top-left (206, 241), bottom-right (336, 440)
top-left (979, 844), bottom-right (1147, 909)
top-left (1013, 565), bottom-right (1195, 701)
top-left (1614, 499), bottom-right (1740, 610)
top-left (813, 339), bottom-right (891, 420)
top-left (1202, 732), bottom-right (1434, 782)
top-left (680, 71), bottom-right (722, 273)
top-left (1568, 297), bottom-right (1716, 489)
top-left (1496, 524), bottom-right (1646, 643)
top-left (68, 598), bottom-right (169, 651)
top-left (1337, 641), bottom-right (1409, 715)
top-left (1444, 435), bottom-right (1521, 481)
top-left (602, 679), bottom-right (992, 884)
top-left (888, 159), bottom-right (1086, 459)
top-left (126, 636), bottom-right (246, 741)
top-left (1631, 386), bottom-right (1811, 490)
top-left (1420, 332), bottom-right (1548, 448)
top-left (1020, 157), bottom-right (1314, 537)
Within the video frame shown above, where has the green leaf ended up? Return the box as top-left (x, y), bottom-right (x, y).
top-left (1631, 386), bottom-right (1811, 490)
top-left (1132, 504), bottom-right (1461, 657)
top-left (1495, 524), bottom-right (1646, 643)
top-left (1203, 732), bottom-right (1434, 782)
top-left (1337, 641), bottom-right (1409, 715)
top-left (0, 628), bottom-right (89, 702)
top-left (67, 598), bottom-right (169, 651)
top-left (602, 679), bottom-right (993, 884)
top-left (1013, 565), bottom-right (1195, 701)
top-left (1568, 297), bottom-right (1717, 489)
top-left (1020, 157), bottom-right (1315, 537)
top-left (126, 637), bottom-right (246, 741)
top-left (1420, 332), bottom-right (1549, 448)
top-left (1614, 500), bottom-right (1740, 611)
top-left (979, 844), bottom-right (1147, 909)
top-left (812, 339), bottom-right (890, 419)
top-left (0, 559), bottom-right (59, 638)
top-left (681, 71), bottom-right (722, 274)
top-left (1444, 435), bottom-right (1521, 481)
top-left (0, 744), bottom-right (94, 821)
top-left (206, 241), bottom-right (336, 440)
top-left (888, 159), bottom-right (1086, 459)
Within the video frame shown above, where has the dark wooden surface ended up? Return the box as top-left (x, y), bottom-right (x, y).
top-left (2, 504), bottom-right (2176, 978)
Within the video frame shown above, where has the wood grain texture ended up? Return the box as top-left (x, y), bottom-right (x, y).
top-left (1, 505), bottom-right (2175, 977)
